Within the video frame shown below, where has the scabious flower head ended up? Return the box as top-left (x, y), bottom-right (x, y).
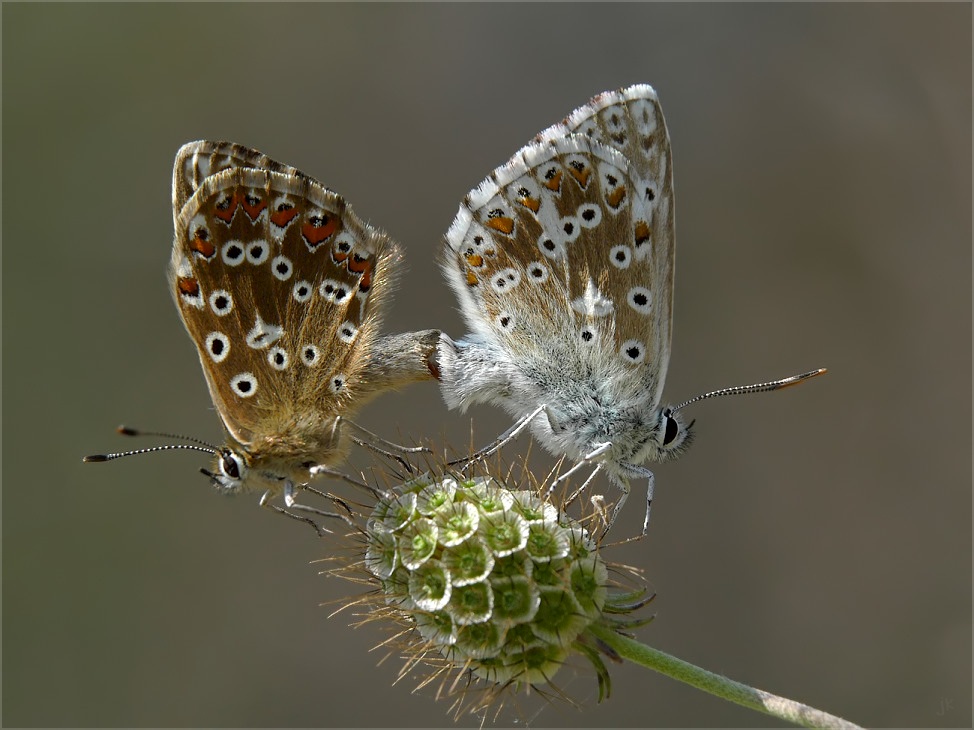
top-left (328, 463), bottom-right (654, 719)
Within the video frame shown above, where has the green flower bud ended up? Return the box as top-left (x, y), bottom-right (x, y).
top-left (364, 474), bottom-right (618, 691)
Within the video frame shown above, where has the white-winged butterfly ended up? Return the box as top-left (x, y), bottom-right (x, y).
top-left (436, 85), bottom-right (825, 536)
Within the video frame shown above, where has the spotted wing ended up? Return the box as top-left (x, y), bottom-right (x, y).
top-left (170, 148), bottom-right (397, 448)
top-left (172, 140), bottom-right (306, 218)
top-left (544, 85), bottom-right (675, 399)
top-left (443, 86), bottom-right (673, 407)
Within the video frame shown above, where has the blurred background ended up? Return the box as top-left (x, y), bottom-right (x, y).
top-left (3, 4), bottom-right (970, 727)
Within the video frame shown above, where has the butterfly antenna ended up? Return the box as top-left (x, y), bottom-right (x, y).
top-left (673, 368), bottom-right (827, 413)
top-left (83, 443), bottom-right (218, 463)
top-left (114, 425), bottom-right (220, 451)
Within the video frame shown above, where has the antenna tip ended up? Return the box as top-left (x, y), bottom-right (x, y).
top-left (83, 454), bottom-right (110, 463)
top-left (778, 367), bottom-right (829, 390)
top-left (117, 426), bottom-right (138, 436)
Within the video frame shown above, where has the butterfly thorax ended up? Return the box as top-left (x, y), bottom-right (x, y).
top-left (527, 377), bottom-right (691, 469)
top-left (440, 334), bottom-right (690, 468)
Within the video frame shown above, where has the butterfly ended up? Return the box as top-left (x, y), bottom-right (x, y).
top-left (436, 85), bottom-right (825, 536)
top-left (86, 141), bottom-right (439, 507)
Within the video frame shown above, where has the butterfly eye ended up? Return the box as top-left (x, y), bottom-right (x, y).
top-left (662, 412), bottom-right (680, 446)
top-left (220, 451), bottom-right (242, 480)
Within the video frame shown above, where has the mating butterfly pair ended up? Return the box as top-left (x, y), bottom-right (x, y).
top-left (87, 85), bottom-right (823, 536)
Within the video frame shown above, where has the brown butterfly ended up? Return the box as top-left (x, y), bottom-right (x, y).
top-left (87, 141), bottom-right (439, 503)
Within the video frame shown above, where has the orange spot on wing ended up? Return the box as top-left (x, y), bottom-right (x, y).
top-left (465, 254), bottom-right (484, 268)
top-left (486, 217), bottom-right (515, 235)
top-left (634, 220), bottom-right (650, 246)
top-left (466, 270), bottom-right (478, 286)
top-left (214, 191), bottom-right (240, 223)
top-left (517, 196), bottom-right (541, 213)
top-left (358, 268), bottom-right (372, 292)
top-left (543, 170), bottom-right (562, 192)
top-left (302, 214), bottom-right (337, 248)
top-left (270, 204), bottom-right (299, 228)
top-left (189, 232), bottom-right (216, 258)
top-left (348, 253), bottom-right (370, 275)
top-left (242, 194), bottom-right (267, 221)
top-left (569, 166), bottom-right (591, 188)
top-left (607, 186), bottom-right (627, 209)
top-left (177, 277), bottom-right (199, 296)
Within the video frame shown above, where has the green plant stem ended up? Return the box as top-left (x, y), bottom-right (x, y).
top-left (588, 623), bottom-right (862, 729)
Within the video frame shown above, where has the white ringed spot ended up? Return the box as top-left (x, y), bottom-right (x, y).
top-left (609, 245), bottom-right (632, 269)
top-left (559, 216), bottom-right (581, 244)
top-left (337, 321), bottom-right (358, 344)
top-left (320, 279), bottom-right (351, 304)
top-left (301, 344), bottom-right (321, 367)
top-left (577, 203), bottom-right (603, 229)
top-left (271, 255), bottom-right (293, 281)
top-left (490, 268), bottom-right (521, 293)
top-left (526, 261), bottom-right (549, 284)
top-left (209, 289), bottom-right (233, 317)
top-left (267, 346), bottom-right (289, 371)
top-left (230, 372), bottom-right (258, 398)
top-left (579, 326), bottom-right (597, 346)
top-left (221, 240), bottom-right (246, 266)
top-left (495, 312), bottom-right (515, 332)
top-left (245, 239), bottom-right (270, 265)
top-left (293, 280), bottom-right (313, 303)
top-left (205, 332), bottom-right (230, 363)
top-left (627, 286), bottom-right (652, 314)
top-left (620, 339), bottom-right (646, 365)
top-left (538, 232), bottom-right (566, 259)
top-left (329, 373), bottom-right (348, 394)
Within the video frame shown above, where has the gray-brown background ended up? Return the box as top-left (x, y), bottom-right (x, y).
top-left (3, 3), bottom-right (970, 727)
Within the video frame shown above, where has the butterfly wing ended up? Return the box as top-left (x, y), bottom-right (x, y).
top-left (172, 140), bottom-right (306, 217)
top-left (169, 143), bottom-right (398, 455)
top-left (548, 85), bottom-right (675, 401)
top-left (442, 86), bottom-right (674, 411)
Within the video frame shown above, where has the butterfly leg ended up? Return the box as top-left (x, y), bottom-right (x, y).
top-left (309, 464), bottom-right (389, 501)
top-left (561, 463), bottom-right (604, 508)
top-left (606, 462), bottom-right (657, 541)
top-left (259, 489), bottom-right (336, 537)
top-left (330, 416), bottom-right (418, 474)
top-left (336, 416), bottom-right (431, 455)
top-left (600, 471), bottom-right (633, 539)
top-left (281, 482), bottom-right (358, 531)
top-left (449, 403), bottom-right (548, 468)
top-left (546, 443), bottom-right (612, 498)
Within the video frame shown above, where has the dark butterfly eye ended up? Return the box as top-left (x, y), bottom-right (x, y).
top-left (662, 413), bottom-right (680, 446)
top-left (221, 452), bottom-right (240, 479)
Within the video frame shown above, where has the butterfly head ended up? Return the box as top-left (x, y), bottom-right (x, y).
top-left (201, 447), bottom-right (252, 494)
top-left (201, 422), bottom-right (348, 495)
top-left (635, 406), bottom-right (694, 464)
top-left (83, 426), bottom-right (317, 497)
